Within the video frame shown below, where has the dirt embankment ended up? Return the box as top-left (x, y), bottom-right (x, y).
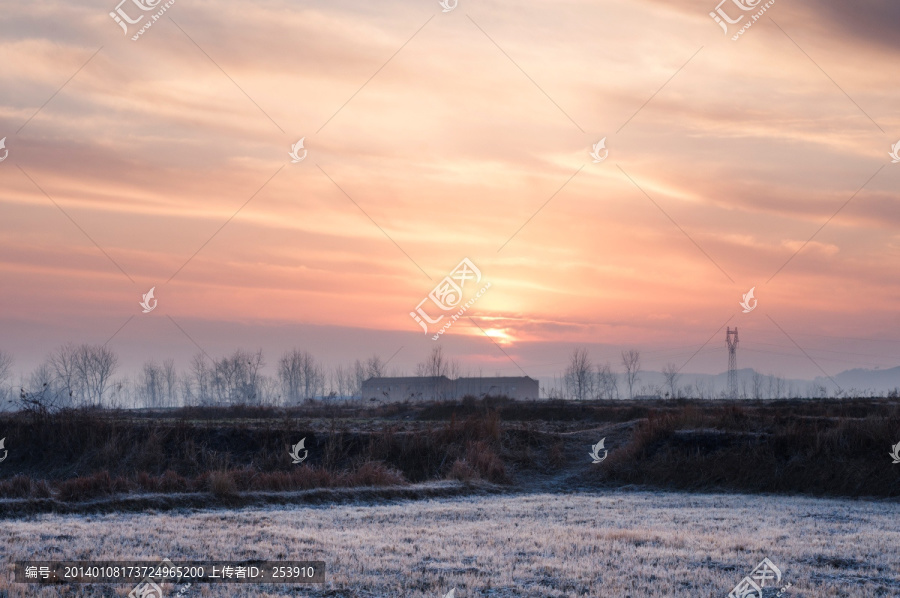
top-left (0, 397), bottom-right (898, 515)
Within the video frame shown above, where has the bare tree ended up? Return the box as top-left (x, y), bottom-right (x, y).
top-left (415, 345), bottom-right (458, 378)
top-left (345, 354), bottom-right (388, 398)
top-left (187, 353), bottom-right (212, 405)
top-left (331, 364), bottom-right (348, 399)
top-left (695, 377), bottom-right (713, 400)
top-left (279, 349), bottom-right (323, 402)
top-left (77, 344), bottom-right (119, 406)
top-left (179, 375), bottom-right (195, 406)
top-left (138, 358), bottom-right (178, 408)
top-left (352, 359), bottom-right (368, 397)
top-left (766, 374), bottom-right (786, 399)
top-left (366, 355), bottom-right (385, 378)
top-left (544, 374), bottom-right (565, 400)
top-left (245, 349), bottom-right (267, 403)
top-left (751, 371), bottom-right (764, 399)
top-left (140, 360), bottom-right (166, 408)
top-left (49, 343), bottom-right (83, 403)
top-left (19, 361), bottom-right (69, 413)
top-left (21, 345), bottom-right (117, 409)
top-left (47, 344), bottom-right (119, 407)
top-left (596, 362), bottom-right (618, 400)
top-left (808, 382), bottom-right (828, 398)
top-left (0, 350), bottom-right (12, 385)
top-left (621, 349), bottom-right (641, 400)
top-left (162, 359), bottom-right (177, 406)
top-left (564, 347), bottom-right (594, 401)
top-left (214, 349), bottom-right (266, 404)
top-left (0, 350), bottom-right (13, 406)
top-left (256, 376), bottom-right (281, 406)
top-left (662, 362), bottom-right (680, 399)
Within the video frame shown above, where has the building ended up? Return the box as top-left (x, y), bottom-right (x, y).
top-left (361, 376), bottom-right (453, 402)
top-left (361, 376), bottom-right (540, 402)
top-left (453, 377), bottom-right (539, 401)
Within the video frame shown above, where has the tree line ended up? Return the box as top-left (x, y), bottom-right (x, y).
top-left (554, 346), bottom-right (821, 400)
top-left (0, 345), bottom-right (472, 411)
top-left (0, 344), bottom-right (886, 411)
top-left (0, 345), bottom-right (392, 410)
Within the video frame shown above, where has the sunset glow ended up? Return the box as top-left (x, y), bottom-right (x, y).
top-left (1, 0), bottom-right (899, 384)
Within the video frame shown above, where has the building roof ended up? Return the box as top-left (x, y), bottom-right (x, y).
top-left (455, 376), bottom-right (537, 383)
top-left (362, 376), bottom-right (451, 385)
top-left (363, 375), bottom-right (537, 385)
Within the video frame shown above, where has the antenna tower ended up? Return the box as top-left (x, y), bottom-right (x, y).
top-left (726, 327), bottom-right (739, 399)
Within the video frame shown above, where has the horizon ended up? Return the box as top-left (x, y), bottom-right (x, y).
top-left (5, 336), bottom-right (900, 405)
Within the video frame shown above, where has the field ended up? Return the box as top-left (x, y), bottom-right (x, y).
top-left (1, 397), bottom-right (898, 596)
top-left (1, 490), bottom-right (898, 597)
top-left (1, 397), bottom-right (898, 511)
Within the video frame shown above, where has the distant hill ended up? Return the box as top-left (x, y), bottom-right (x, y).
top-left (817, 366), bottom-right (900, 394)
top-left (541, 366), bottom-right (900, 398)
top-left (642, 368), bottom-right (810, 398)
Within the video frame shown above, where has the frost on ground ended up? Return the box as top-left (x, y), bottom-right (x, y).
top-left (1, 490), bottom-right (897, 597)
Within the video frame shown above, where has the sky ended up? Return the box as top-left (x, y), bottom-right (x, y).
top-left (1, 0), bottom-right (899, 385)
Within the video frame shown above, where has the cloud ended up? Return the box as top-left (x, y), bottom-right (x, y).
top-left (0, 0), bottom-right (898, 380)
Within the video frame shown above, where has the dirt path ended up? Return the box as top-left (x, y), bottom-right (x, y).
top-left (506, 420), bottom-right (640, 492)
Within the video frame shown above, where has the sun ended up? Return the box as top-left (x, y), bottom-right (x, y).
top-left (483, 328), bottom-right (514, 345)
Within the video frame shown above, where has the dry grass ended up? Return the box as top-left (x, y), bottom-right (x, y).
top-left (1, 398), bottom-right (898, 505)
top-left (208, 470), bottom-right (238, 497)
top-left (0, 490), bottom-right (897, 597)
top-left (0, 406), bottom-right (504, 501)
top-left (599, 403), bottom-right (900, 495)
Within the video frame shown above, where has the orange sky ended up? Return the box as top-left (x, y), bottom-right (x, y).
top-left (1, 0), bottom-right (899, 380)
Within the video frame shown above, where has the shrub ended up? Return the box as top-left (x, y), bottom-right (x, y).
top-left (0, 475), bottom-right (34, 498)
top-left (56, 471), bottom-right (122, 502)
top-left (208, 470), bottom-right (237, 497)
top-left (352, 461), bottom-right (405, 486)
top-left (465, 440), bottom-right (507, 483)
top-left (448, 459), bottom-right (477, 482)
